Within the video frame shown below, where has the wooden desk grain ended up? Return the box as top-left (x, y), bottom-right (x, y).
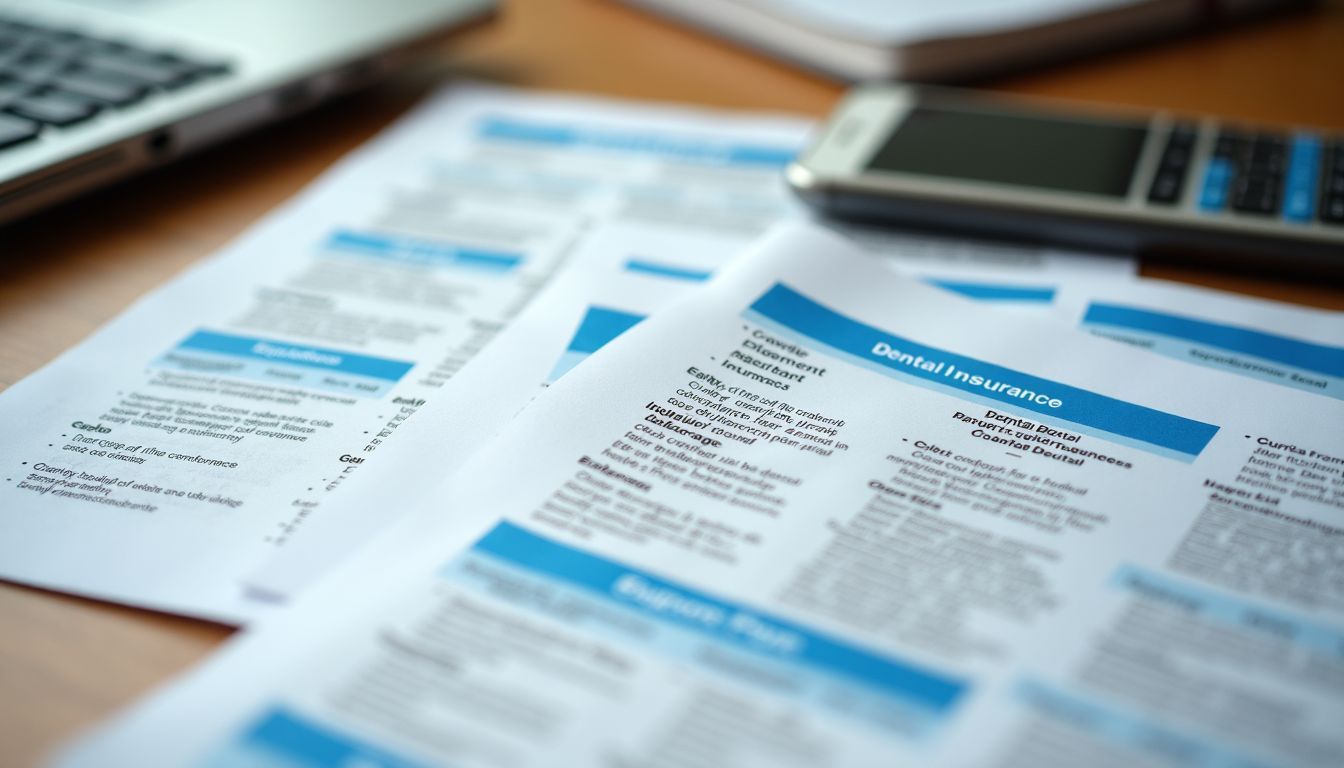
top-left (2, 0), bottom-right (1342, 763)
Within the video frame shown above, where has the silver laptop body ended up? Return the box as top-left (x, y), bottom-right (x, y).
top-left (0, 0), bottom-right (495, 226)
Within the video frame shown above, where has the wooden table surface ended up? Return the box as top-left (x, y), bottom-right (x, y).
top-left (2, 0), bottom-right (1343, 763)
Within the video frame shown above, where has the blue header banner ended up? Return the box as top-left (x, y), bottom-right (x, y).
top-left (476, 117), bottom-right (798, 167)
top-left (926, 280), bottom-right (1056, 303)
top-left (1083, 303), bottom-right (1344, 378)
top-left (624, 258), bottom-right (713, 283)
top-left (748, 283), bottom-right (1219, 458)
top-left (230, 708), bottom-right (425, 768)
top-left (327, 230), bottom-right (523, 272)
top-left (473, 522), bottom-right (967, 713)
top-left (179, 331), bottom-right (414, 382)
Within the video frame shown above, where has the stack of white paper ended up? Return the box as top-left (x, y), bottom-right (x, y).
top-left (0, 84), bottom-right (1130, 623)
top-left (60, 225), bottom-right (1344, 767)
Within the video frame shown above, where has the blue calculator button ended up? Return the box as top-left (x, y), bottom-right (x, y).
top-left (1198, 157), bottom-right (1234, 212)
top-left (1281, 133), bottom-right (1321, 223)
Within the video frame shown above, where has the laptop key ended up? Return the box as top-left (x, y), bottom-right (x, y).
top-left (4, 52), bottom-right (72, 82)
top-left (7, 90), bottom-right (101, 127)
top-left (77, 53), bottom-right (193, 89)
top-left (0, 78), bottom-right (33, 105)
top-left (110, 51), bottom-right (221, 86)
top-left (48, 72), bottom-right (147, 107)
top-left (0, 112), bottom-right (39, 148)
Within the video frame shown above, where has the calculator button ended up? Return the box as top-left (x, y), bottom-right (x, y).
top-left (1224, 130), bottom-right (1290, 216)
top-left (1323, 196), bottom-right (1344, 224)
top-left (1148, 125), bottom-right (1196, 204)
top-left (1198, 156), bottom-right (1234, 211)
top-left (1163, 144), bottom-right (1191, 170)
top-left (1149, 171), bottom-right (1182, 203)
top-left (1321, 144), bottom-right (1344, 225)
top-left (1281, 133), bottom-right (1321, 223)
top-left (1327, 170), bottom-right (1344, 196)
top-left (1232, 180), bottom-right (1278, 215)
top-left (1250, 134), bottom-right (1287, 163)
top-left (1213, 129), bottom-right (1247, 159)
top-left (1169, 122), bottom-right (1197, 146)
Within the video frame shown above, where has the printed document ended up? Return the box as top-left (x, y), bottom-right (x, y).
top-left (244, 215), bottom-right (1122, 601)
top-left (0, 84), bottom-right (806, 621)
top-left (235, 83), bottom-right (1133, 602)
top-left (66, 224), bottom-right (1344, 767)
top-left (242, 226), bottom-right (716, 601)
top-left (0, 107), bottom-right (547, 620)
top-left (0, 84), bottom-right (1131, 621)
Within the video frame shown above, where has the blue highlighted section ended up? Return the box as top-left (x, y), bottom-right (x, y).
top-left (448, 522), bottom-right (966, 736)
top-left (326, 230), bottom-right (523, 273)
top-left (746, 283), bottom-right (1219, 460)
top-left (476, 116), bottom-right (798, 167)
top-left (548, 306), bottom-right (646, 381)
top-left (1283, 134), bottom-right (1322, 223)
top-left (1082, 303), bottom-right (1343, 400)
top-left (1113, 565), bottom-right (1344, 659)
top-left (179, 332), bottom-right (413, 380)
top-left (1198, 157), bottom-right (1234, 212)
top-left (925, 279), bottom-right (1056, 304)
top-left (567, 307), bottom-right (646, 355)
top-left (1016, 681), bottom-right (1276, 768)
top-left (623, 258), bottom-right (713, 282)
top-left (156, 330), bottom-right (413, 399)
top-left (210, 707), bottom-right (426, 768)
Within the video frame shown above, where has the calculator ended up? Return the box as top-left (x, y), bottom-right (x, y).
top-left (788, 85), bottom-right (1344, 274)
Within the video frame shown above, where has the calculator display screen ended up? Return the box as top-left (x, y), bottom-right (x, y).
top-left (867, 104), bottom-right (1149, 198)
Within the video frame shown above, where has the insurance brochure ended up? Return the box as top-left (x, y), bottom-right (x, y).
top-left (245, 220), bottom-right (1344, 605)
top-left (63, 224), bottom-right (1344, 767)
top-left (244, 214), bottom-right (1125, 602)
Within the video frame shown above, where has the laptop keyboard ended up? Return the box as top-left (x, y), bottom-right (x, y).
top-left (0, 14), bottom-right (230, 150)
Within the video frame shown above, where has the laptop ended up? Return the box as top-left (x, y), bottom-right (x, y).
top-left (0, 0), bottom-right (495, 225)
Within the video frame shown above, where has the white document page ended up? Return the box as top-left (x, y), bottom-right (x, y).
top-left (244, 216), bottom-right (1129, 601)
top-left (238, 86), bottom-right (1133, 604)
top-left (244, 226), bottom-right (733, 601)
top-left (67, 224), bottom-right (1344, 767)
top-left (0, 86), bottom-right (597, 621)
top-left (0, 83), bottom-right (828, 622)
top-left (1052, 277), bottom-right (1344, 400)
